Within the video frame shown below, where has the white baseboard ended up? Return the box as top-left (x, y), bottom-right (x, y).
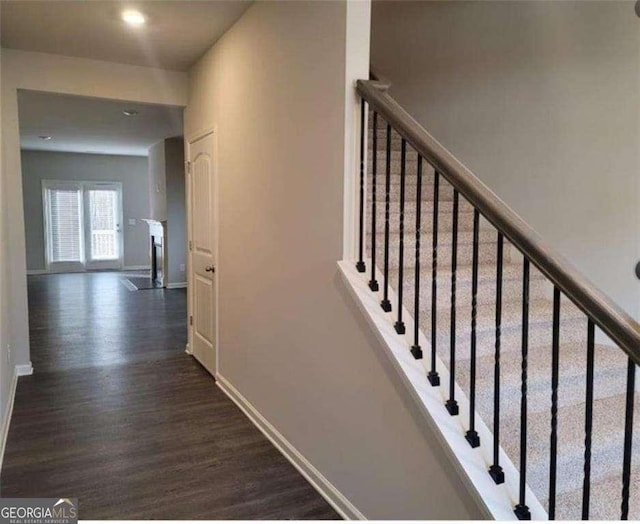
top-left (166, 282), bottom-right (187, 289)
top-left (123, 265), bottom-right (151, 271)
top-left (216, 373), bottom-right (365, 520)
top-left (16, 362), bottom-right (33, 376)
top-left (0, 362), bottom-right (31, 474)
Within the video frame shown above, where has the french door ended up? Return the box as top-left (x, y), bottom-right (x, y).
top-left (43, 181), bottom-right (123, 272)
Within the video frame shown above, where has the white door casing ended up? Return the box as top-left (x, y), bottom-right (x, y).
top-left (187, 130), bottom-right (217, 376)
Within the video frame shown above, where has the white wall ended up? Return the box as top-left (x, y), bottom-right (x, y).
top-left (371, 0), bottom-right (640, 319)
top-left (21, 150), bottom-right (150, 271)
top-left (0, 41), bottom-right (10, 445)
top-left (184, 1), bottom-right (483, 518)
top-left (0, 48), bottom-right (187, 438)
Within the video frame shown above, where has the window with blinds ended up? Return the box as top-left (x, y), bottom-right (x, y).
top-left (45, 187), bottom-right (83, 263)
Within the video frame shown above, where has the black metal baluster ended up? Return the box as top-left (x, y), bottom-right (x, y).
top-left (380, 123), bottom-right (392, 312)
top-left (410, 155), bottom-right (423, 360)
top-left (621, 357), bottom-right (636, 520)
top-left (427, 170), bottom-right (441, 386)
top-left (356, 98), bottom-right (366, 273)
top-left (368, 112), bottom-right (379, 292)
top-left (515, 257), bottom-right (531, 520)
top-left (582, 320), bottom-right (595, 520)
top-left (548, 287), bottom-right (561, 519)
top-left (445, 189), bottom-right (459, 416)
top-left (489, 232), bottom-right (505, 484)
top-left (466, 209), bottom-right (480, 447)
top-left (395, 139), bottom-right (407, 334)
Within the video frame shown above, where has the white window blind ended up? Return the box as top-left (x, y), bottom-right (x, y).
top-left (46, 187), bottom-right (82, 263)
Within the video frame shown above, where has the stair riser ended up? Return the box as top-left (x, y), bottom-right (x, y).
top-left (392, 274), bottom-right (548, 311)
top-left (367, 153), bottom-right (439, 178)
top-left (432, 316), bottom-right (587, 361)
top-left (462, 362), bottom-right (628, 420)
top-left (368, 139), bottom-right (404, 153)
top-left (370, 207), bottom-right (486, 234)
top-left (372, 225), bottom-right (496, 245)
top-left (372, 241), bottom-right (507, 270)
top-left (524, 433), bottom-right (640, 501)
top-left (368, 181), bottom-right (456, 202)
top-left (367, 198), bottom-right (476, 216)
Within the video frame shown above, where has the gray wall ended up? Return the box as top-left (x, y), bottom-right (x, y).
top-left (21, 150), bottom-right (150, 270)
top-left (148, 140), bottom-right (166, 221)
top-left (165, 137), bottom-right (186, 285)
top-left (371, 0), bottom-right (640, 319)
top-left (147, 137), bottom-right (186, 285)
top-left (185, 1), bottom-right (483, 519)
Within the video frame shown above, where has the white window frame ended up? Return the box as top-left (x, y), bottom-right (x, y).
top-left (42, 180), bottom-right (124, 273)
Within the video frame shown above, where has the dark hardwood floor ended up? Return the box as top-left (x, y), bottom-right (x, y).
top-left (1, 272), bottom-right (340, 520)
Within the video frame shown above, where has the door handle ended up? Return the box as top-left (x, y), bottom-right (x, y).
top-left (205, 265), bottom-right (215, 273)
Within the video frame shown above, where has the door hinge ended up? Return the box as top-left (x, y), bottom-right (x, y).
top-left (186, 161), bottom-right (191, 174)
top-left (188, 240), bottom-right (193, 251)
top-left (189, 315), bottom-right (193, 326)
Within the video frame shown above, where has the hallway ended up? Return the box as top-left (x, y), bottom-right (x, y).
top-left (1, 272), bottom-right (339, 519)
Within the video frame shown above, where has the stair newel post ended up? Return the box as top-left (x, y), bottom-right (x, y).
top-left (356, 98), bottom-right (366, 273)
top-left (427, 171), bottom-right (440, 386)
top-left (621, 357), bottom-right (636, 520)
top-left (368, 112), bottom-right (379, 291)
top-left (380, 123), bottom-right (392, 312)
top-left (489, 232), bottom-right (505, 484)
top-left (445, 189), bottom-right (460, 416)
top-left (410, 155), bottom-right (423, 359)
top-left (394, 139), bottom-right (407, 334)
top-left (548, 286), bottom-right (561, 518)
top-left (465, 209), bottom-right (480, 447)
top-left (515, 257), bottom-right (531, 520)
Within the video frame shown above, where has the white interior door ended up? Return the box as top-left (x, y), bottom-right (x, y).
top-left (188, 131), bottom-right (216, 375)
top-left (84, 183), bottom-right (123, 270)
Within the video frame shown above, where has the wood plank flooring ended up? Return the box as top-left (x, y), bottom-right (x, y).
top-left (1, 272), bottom-right (340, 520)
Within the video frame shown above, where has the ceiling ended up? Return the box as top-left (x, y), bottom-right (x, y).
top-left (19, 90), bottom-right (184, 156)
top-left (1, 0), bottom-right (252, 72)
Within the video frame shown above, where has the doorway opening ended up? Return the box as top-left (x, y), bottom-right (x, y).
top-left (17, 89), bottom-right (191, 371)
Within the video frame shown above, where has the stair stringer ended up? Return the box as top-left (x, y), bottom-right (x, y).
top-left (338, 259), bottom-right (547, 520)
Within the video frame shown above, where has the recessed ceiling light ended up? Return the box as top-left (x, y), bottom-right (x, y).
top-left (122, 9), bottom-right (146, 27)
top-left (122, 109), bottom-right (139, 117)
top-left (38, 135), bottom-right (52, 140)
